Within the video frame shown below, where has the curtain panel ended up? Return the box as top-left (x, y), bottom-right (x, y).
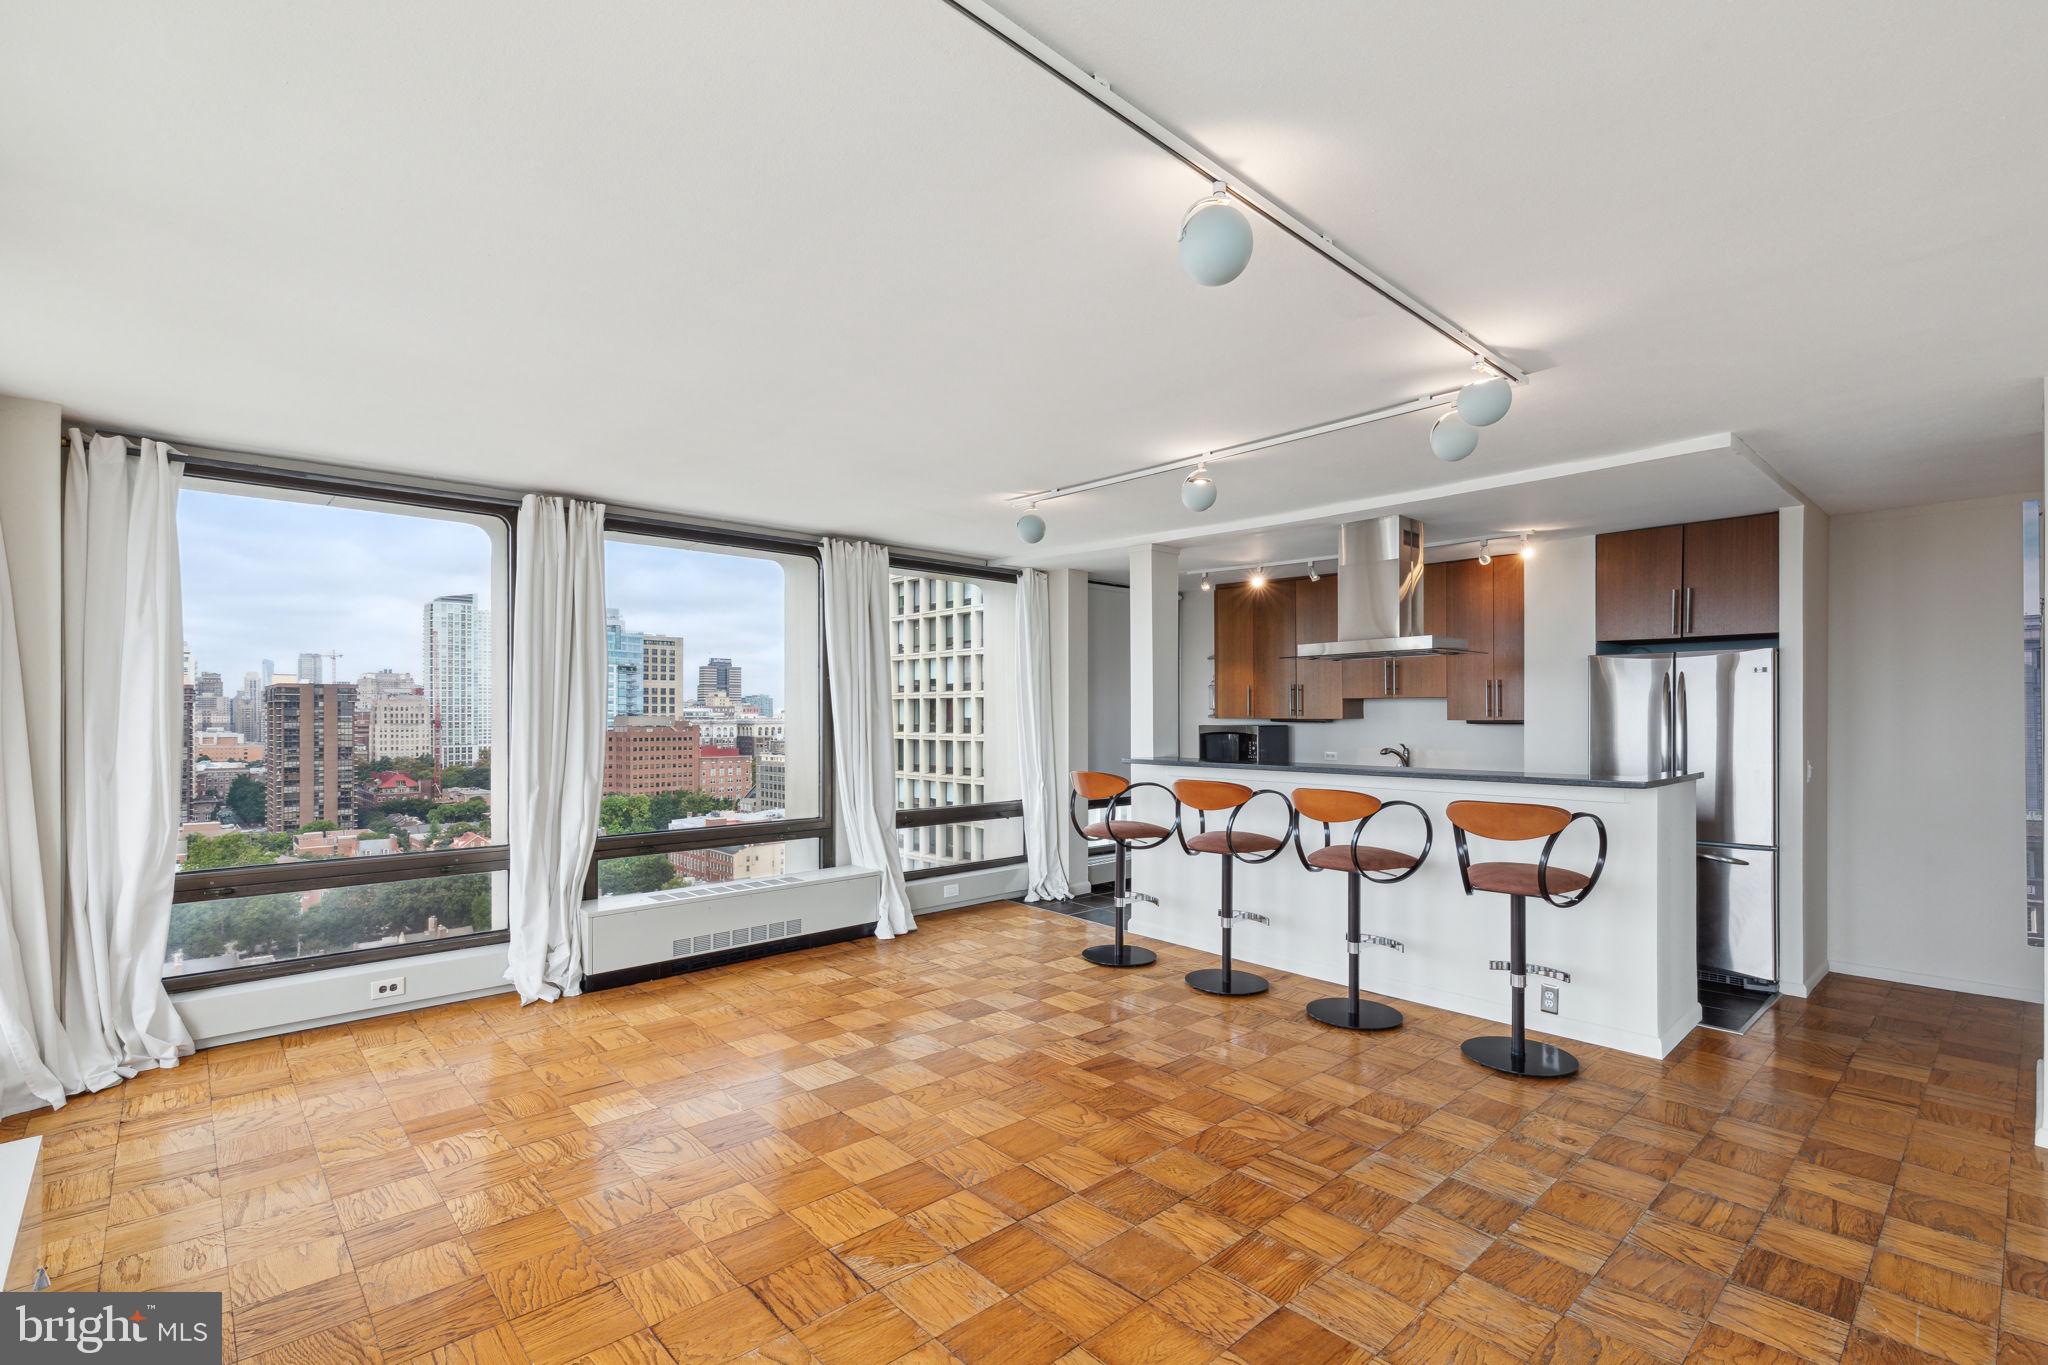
top-left (821, 538), bottom-right (914, 938)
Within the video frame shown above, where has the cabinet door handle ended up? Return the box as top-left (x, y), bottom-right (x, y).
top-left (1684, 586), bottom-right (1694, 635)
top-left (1670, 588), bottom-right (1679, 635)
top-left (1391, 661), bottom-right (1399, 696)
top-left (1484, 678), bottom-right (1493, 717)
top-left (1245, 685), bottom-right (1252, 715)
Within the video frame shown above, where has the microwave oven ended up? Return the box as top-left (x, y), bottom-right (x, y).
top-left (1197, 724), bottom-right (1292, 766)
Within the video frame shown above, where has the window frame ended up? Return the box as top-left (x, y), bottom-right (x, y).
top-left (584, 512), bottom-right (835, 893)
top-left (887, 555), bottom-right (1026, 883)
top-left (167, 457), bottom-right (517, 992)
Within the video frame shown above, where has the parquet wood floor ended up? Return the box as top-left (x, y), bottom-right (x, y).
top-left (5, 900), bottom-right (2046, 1364)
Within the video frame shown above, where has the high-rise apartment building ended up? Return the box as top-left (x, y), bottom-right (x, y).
top-left (697, 745), bottom-right (751, 801)
top-left (753, 751), bottom-right (787, 812)
top-left (355, 669), bottom-right (418, 704)
top-left (890, 574), bottom-right (989, 870)
top-left (181, 682), bottom-right (196, 820)
top-left (297, 651), bottom-right (326, 686)
top-left (368, 692), bottom-right (433, 760)
top-left (696, 657), bottom-right (740, 706)
top-left (602, 717), bottom-right (700, 795)
top-left (740, 692), bottom-right (775, 715)
top-left (422, 594), bottom-right (488, 765)
top-left (264, 682), bottom-right (356, 832)
top-left (605, 609), bottom-right (644, 723)
top-left (642, 634), bottom-right (682, 716)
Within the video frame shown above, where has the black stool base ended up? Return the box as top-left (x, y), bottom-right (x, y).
top-left (1461, 1035), bottom-right (1579, 1078)
top-left (1306, 996), bottom-right (1402, 1031)
top-left (1081, 943), bottom-right (1156, 969)
top-left (1186, 967), bottom-right (1268, 997)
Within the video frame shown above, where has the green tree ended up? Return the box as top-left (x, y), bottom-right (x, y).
top-left (599, 793), bottom-right (653, 836)
top-left (225, 774), bottom-right (266, 826)
top-left (183, 830), bottom-right (293, 871)
top-left (597, 854), bottom-right (681, 898)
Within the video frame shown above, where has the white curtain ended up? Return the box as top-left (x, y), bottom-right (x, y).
top-left (1015, 569), bottom-right (1069, 901)
top-left (504, 494), bottom-right (607, 1004)
top-left (822, 538), bottom-right (914, 938)
top-left (0, 507), bottom-right (70, 1116)
top-left (60, 431), bottom-right (193, 1091)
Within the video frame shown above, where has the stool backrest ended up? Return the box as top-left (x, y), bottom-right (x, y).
top-left (1292, 788), bottom-right (1382, 826)
top-left (1446, 799), bottom-right (1570, 842)
top-left (1173, 778), bottom-right (1255, 811)
top-left (1072, 771), bottom-right (1130, 801)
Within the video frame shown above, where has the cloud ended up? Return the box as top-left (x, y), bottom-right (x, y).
top-left (179, 488), bottom-right (794, 709)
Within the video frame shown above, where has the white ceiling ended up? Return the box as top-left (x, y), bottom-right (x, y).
top-left (3, 2), bottom-right (2043, 570)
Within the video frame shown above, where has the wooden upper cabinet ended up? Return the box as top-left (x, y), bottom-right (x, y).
top-left (1490, 553), bottom-right (1525, 721)
top-left (1595, 512), bottom-right (1778, 642)
top-left (1250, 579), bottom-right (1298, 719)
top-left (1444, 558), bottom-right (1495, 721)
top-left (1399, 561), bottom-right (1451, 700)
top-left (1682, 513), bottom-right (1779, 636)
top-left (1211, 583), bottom-right (1255, 718)
top-left (1594, 525), bottom-right (1684, 641)
top-left (1292, 576), bottom-right (1344, 719)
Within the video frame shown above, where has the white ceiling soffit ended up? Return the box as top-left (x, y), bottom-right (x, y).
top-left (1, 2), bottom-right (2044, 560)
top-left (1024, 434), bottom-right (1798, 578)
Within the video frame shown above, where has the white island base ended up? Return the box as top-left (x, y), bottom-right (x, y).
top-left (1118, 760), bottom-right (1702, 1060)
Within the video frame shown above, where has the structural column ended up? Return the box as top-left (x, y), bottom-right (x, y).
top-left (0, 395), bottom-right (64, 937)
top-left (1128, 545), bottom-right (1179, 762)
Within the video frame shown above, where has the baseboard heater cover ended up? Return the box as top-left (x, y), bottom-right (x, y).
top-left (579, 865), bottom-right (881, 990)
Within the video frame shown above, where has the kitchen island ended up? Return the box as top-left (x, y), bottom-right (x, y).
top-left (1117, 758), bottom-right (1702, 1059)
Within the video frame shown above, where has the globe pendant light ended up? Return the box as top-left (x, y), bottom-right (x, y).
top-left (1476, 540), bottom-right (1492, 566)
top-left (1429, 411), bottom-right (1479, 462)
top-left (1198, 573), bottom-right (1212, 593)
top-left (1015, 507), bottom-right (1046, 544)
top-left (1181, 462), bottom-right (1217, 512)
top-left (1178, 182), bottom-right (1253, 287)
top-left (1457, 361), bottom-right (1512, 427)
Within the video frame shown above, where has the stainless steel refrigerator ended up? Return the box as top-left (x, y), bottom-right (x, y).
top-left (1590, 648), bottom-right (1778, 985)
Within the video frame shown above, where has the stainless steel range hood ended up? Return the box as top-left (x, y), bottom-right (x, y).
top-left (1295, 516), bottom-right (1471, 660)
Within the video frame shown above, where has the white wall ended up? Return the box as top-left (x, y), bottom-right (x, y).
top-left (0, 397), bottom-right (64, 934)
top-left (1176, 580), bottom-right (1525, 772)
top-left (1522, 536), bottom-right (1596, 773)
top-left (1778, 505), bottom-right (1830, 993)
top-left (1086, 583), bottom-right (1129, 774)
top-left (1827, 495), bottom-right (2036, 1001)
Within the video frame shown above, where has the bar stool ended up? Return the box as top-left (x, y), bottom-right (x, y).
top-left (1068, 771), bottom-right (1177, 969)
top-left (1448, 799), bottom-right (1607, 1078)
top-left (1290, 788), bottom-right (1432, 1031)
top-left (1172, 780), bottom-right (1294, 997)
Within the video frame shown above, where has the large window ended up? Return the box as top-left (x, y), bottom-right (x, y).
top-left (588, 523), bottom-right (827, 896)
top-left (889, 563), bottom-right (1023, 878)
top-left (170, 473), bottom-right (510, 983)
top-left (2026, 499), bottom-right (2042, 946)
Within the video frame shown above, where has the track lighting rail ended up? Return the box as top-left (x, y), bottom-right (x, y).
top-left (941, 0), bottom-right (1525, 382)
top-left (1007, 388), bottom-right (1463, 509)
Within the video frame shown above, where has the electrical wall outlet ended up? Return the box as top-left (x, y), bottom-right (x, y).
top-left (942, 883), bottom-right (960, 900)
top-left (1324, 750), bottom-right (1338, 760)
top-left (370, 976), bottom-right (406, 1000)
top-left (1540, 985), bottom-right (1559, 1014)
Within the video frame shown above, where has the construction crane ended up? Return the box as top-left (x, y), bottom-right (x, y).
top-left (324, 649), bottom-right (344, 686)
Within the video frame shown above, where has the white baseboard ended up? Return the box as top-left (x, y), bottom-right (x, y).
top-left (908, 862), bottom-right (1027, 915)
top-left (1828, 960), bottom-right (2043, 1005)
top-left (1785, 961), bottom-right (1829, 997)
top-left (174, 943), bottom-right (515, 1049)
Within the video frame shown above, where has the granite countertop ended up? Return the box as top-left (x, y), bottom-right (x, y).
top-left (1129, 756), bottom-right (1700, 790)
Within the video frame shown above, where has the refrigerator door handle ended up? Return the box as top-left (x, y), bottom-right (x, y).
top-left (1661, 672), bottom-right (1674, 775)
top-left (1697, 851), bottom-right (1750, 866)
top-left (1677, 672), bottom-right (1689, 774)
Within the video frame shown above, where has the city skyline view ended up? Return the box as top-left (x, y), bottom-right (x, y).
top-left (178, 486), bottom-right (787, 708)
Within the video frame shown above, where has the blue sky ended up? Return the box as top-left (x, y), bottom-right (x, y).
top-left (178, 486), bottom-right (788, 707)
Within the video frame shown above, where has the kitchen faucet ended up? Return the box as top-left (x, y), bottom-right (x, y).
top-left (1379, 743), bottom-right (1412, 768)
